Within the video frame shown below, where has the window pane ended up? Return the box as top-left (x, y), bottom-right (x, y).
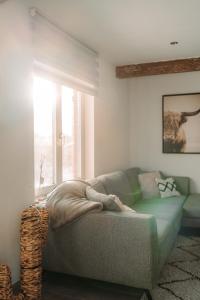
top-left (61, 86), bottom-right (81, 180)
top-left (33, 76), bottom-right (56, 190)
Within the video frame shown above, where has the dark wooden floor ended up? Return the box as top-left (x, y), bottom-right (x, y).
top-left (42, 272), bottom-right (146, 300)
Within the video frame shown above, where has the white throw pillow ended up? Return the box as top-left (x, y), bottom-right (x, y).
top-left (155, 177), bottom-right (180, 198)
top-left (138, 171), bottom-right (161, 199)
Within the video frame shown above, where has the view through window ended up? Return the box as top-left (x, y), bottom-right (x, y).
top-left (33, 75), bottom-right (87, 195)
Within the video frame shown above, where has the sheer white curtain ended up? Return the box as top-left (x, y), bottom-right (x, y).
top-left (30, 8), bottom-right (99, 95)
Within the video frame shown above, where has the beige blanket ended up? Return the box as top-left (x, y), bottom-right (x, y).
top-left (46, 180), bottom-right (103, 229)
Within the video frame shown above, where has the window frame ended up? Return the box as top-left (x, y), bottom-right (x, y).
top-left (33, 73), bottom-right (86, 197)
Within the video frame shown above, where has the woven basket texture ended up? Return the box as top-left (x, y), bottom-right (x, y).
top-left (0, 206), bottom-right (48, 300)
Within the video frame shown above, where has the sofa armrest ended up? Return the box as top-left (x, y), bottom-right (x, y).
top-left (44, 211), bottom-right (158, 289)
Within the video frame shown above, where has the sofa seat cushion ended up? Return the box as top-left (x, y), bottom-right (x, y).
top-left (183, 194), bottom-right (200, 218)
top-left (133, 195), bottom-right (186, 221)
top-left (133, 196), bottom-right (185, 247)
top-left (97, 171), bottom-right (134, 206)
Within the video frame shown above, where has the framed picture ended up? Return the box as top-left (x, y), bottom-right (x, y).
top-left (162, 93), bottom-right (200, 154)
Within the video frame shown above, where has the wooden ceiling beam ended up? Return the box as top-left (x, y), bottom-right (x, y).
top-left (116, 57), bottom-right (200, 78)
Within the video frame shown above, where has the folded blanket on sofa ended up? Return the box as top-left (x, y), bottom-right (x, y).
top-left (46, 180), bottom-right (103, 229)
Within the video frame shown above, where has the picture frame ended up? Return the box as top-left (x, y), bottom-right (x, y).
top-left (162, 93), bottom-right (200, 154)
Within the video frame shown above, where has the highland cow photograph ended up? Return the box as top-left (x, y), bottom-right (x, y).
top-left (163, 93), bottom-right (200, 153)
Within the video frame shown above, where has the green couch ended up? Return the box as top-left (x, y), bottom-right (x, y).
top-left (43, 167), bottom-right (190, 291)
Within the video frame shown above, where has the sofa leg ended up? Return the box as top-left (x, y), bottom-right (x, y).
top-left (145, 289), bottom-right (153, 300)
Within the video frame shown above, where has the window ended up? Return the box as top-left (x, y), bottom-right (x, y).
top-left (33, 75), bottom-right (93, 196)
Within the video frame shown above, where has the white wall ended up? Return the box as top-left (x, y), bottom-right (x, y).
top-left (94, 57), bottom-right (129, 176)
top-left (129, 72), bottom-right (200, 192)
top-left (0, 0), bottom-right (34, 282)
top-left (0, 4), bottom-right (130, 282)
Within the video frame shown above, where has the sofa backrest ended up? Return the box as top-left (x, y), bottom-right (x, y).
top-left (123, 167), bottom-right (142, 202)
top-left (96, 170), bottom-right (135, 207)
top-left (88, 178), bottom-right (107, 194)
top-left (88, 168), bottom-right (190, 206)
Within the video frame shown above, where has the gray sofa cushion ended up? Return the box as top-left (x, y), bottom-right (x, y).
top-left (124, 167), bottom-right (142, 202)
top-left (86, 186), bottom-right (135, 212)
top-left (133, 195), bottom-right (186, 222)
top-left (173, 176), bottom-right (190, 195)
top-left (86, 186), bottom-right (122, 212)
top-left (97, 171), bottom-right (134, 206)
top-left (87, 178), bottom-right (107, 194)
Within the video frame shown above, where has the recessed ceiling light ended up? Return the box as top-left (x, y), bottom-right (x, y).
top-left (170, 41), bottom-right (179, 45)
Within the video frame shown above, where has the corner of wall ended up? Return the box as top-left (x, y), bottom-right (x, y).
top-left (94, 56), bottom-right (130, 175)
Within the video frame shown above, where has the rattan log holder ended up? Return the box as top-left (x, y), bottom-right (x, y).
top-left (0, 206), bottom-right (48, 300)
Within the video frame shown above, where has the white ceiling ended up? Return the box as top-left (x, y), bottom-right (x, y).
top-left (28, 0), bottom-right (200, 65)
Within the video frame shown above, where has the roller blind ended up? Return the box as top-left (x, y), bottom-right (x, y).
top-left (30, 8), bottom-right (99, 95)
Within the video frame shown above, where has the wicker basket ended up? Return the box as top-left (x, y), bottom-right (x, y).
top-left (0, 265), bottom-right (13, 300)
top-left (0, 206), bottom-right (48, 300)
